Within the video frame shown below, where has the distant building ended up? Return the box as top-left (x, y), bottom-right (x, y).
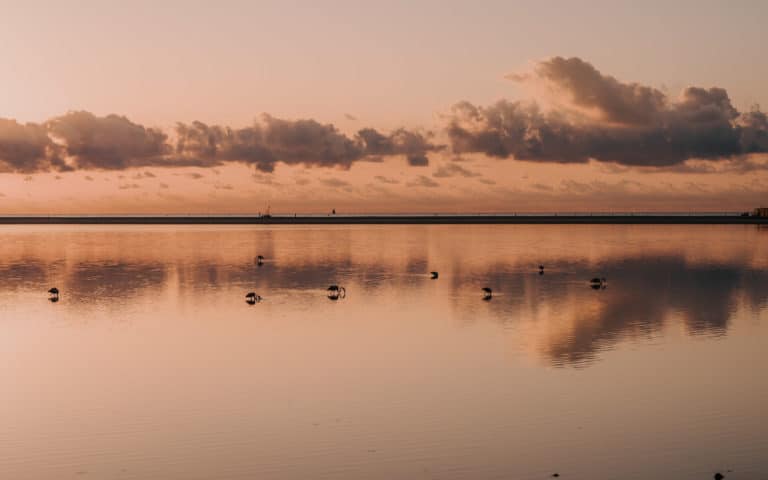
top-left (753, 207), bottom-right (768, 217)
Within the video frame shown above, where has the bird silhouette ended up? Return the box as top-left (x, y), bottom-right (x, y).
top-left (48, 287), bottom-right (59, 302)
top-left (327, 285), bottom-right (346, 300)
top-left (430, 271), bottom-right (439, 279)
top-left (256, 255), bottom-right (265, 266)
top-left (589, 277), bottom-right (607, 289)
top-left (245, 291), bottom-right (262, 304)
top-left (482, 287), bottom-right (493, 300)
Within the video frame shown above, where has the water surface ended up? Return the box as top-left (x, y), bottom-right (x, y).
top-left (1, 225), bottom-right (767, 479)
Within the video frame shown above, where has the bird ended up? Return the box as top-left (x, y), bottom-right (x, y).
top-left (245, 292), bottom-right (262, 304)
top-left (256, 255), bottom-right (265, 265)
top-left (539, 265), bottom-right (544, 275)
top-left (589, 277), bottom-right (607, 289)
top-left (327, 285), bottom-right (346, 300)
top-left (482, 287), bottom-right (493, 299)
top-left (430, 271), bottom-right (439, 279)
top-left (48, 287), bottom-right (60, 302)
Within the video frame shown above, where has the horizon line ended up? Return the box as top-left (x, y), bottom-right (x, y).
top-left (0, 213), bottom-right (766, 225)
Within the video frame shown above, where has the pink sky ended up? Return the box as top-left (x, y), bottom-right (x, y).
top-left (1, 1), bottom-right (767, 213)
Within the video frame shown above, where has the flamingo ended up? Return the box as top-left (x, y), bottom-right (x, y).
top-left (327, 285), bottom-right (346, 300)
top-left (482, 287), bottom-right (492, 299)
top-left (430, 271), bottom-right (439, 279)
top-left (589, 277), bottom-right (607, 289)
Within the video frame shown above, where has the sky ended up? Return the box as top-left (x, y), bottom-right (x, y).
top-left (1, 0), bottom-right (767, 214)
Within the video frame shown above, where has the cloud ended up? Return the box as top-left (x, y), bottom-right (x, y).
top-left (344, 113), bottom-right (358, 121)
top-left (406, 175), bottom-right (440, 188)
top-left (47, 111), bottom-right (170, 170)
top-left (447, 56), bottom-right (768, 169)
top-left (660, 152), bottom-right (768, 174)
top-left (174, 116), bottom-right (359, 172)
top-left (531, 182), bottom-right (554, 192)
top-left (357, 127), bottom-right (440, 166)
top-left (0, 112), bottom-right (442, 174)
top-left (559, 178), bottom-right (645, 195)
top-left (432, 162), bottom-right (481, 178)
top-left (320, 177), bottom-right (353, 190)
top-left (0, 119), bottom-right (59, 173)
top-left (531, 56), bottom-right (669, 125)
top-left (252, 172), bottom-right (283, 186)
top-left (536, 255), bottom-right (768, 366)
top-left (374, 175), bottom-right (400, 184)
top-left (174, 115), bottom-right (442, 172)
top-left (3, 58), bottom-right (764, 178)
top-left (407, 155), bottom-right (429, 167)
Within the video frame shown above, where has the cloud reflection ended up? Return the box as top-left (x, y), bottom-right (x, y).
top-left (447, 256), bottom-right (768, 367)
top-left (1, 228), bottom-right (766, 368)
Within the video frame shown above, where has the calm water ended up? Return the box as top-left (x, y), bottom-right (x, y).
top-left (1, 225), bottom-right (767, 480)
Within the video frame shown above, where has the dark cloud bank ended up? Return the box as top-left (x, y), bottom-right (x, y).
top-left (0, 112), bottom-right (441, 173)
top-left (1, 57), bottom-right (767, 175)
top-left (448, 56), bottom-right (768, 169)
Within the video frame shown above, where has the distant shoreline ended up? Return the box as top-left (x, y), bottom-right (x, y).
top-left (0, 215), bottom-right (766, 225)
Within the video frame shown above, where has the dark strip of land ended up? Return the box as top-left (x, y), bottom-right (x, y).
top-left (0, 215), bottom-right (766, 224)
